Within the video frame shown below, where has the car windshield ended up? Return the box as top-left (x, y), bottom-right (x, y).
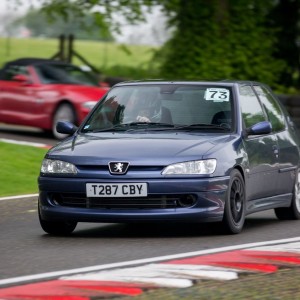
top-left (81, 84), bottom-right (234, 132)
top-left (34, 64), bottom-right (99, 86)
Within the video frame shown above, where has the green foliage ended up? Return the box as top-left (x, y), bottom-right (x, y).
top-left (13, 8), bottom-right (113, 41)
top-left (157, 0), bottom-right (287, 89)
top-left (39, 0), bottom-right (154, 33)
top-left (7, 0), bottom-right (300, 91)
top-left (267, 0), bottom-right (300, 87)
top-left (101, 65), bottom-right (160, 82)
top-left (0, 142), bottom-right (47, 197)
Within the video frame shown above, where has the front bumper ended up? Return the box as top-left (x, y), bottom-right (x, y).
top-left (38, 176), bottom-right (230, 223)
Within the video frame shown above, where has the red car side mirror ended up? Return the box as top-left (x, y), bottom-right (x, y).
top-left (12, 74), bottom-right (31, 84)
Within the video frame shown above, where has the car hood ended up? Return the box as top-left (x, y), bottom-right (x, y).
top-left (48, 132), bottom-right (234, 166)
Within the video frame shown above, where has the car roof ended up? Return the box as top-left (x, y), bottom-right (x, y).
top-left (114, 79), bottom-right (266, 87)
top-left (1, 58), bottom-right (71, 69)
top-left (0, 58), bottom-right (77, 80)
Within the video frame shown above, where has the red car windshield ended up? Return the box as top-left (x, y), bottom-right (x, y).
top-left (34, 64), bottom-right (99, 86)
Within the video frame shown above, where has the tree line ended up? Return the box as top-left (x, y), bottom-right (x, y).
top-left (11, 0), bottom-right (300, 92)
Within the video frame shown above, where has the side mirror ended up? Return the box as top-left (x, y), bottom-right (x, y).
top-left (12, 74), bottom-right (31, 84)
top-left (56, 121), bottom-right (78, 135)
top-left (246, 121), bottom-right (272, 136)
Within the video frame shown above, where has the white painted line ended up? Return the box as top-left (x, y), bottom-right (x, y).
top-left (0, 194), bottom-right (38, 201)
top-left (0, 138), bottom-right (50, 148)
top-left (251, 241), bottom-right (300, 253)
top-left (1, 237), bottom-right (300, 286)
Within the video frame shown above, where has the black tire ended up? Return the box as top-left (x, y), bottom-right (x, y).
top-left (221, 169), bottom-right (246, 234)
top-left (274, 169), bottom-right (300, 220)
top-left (38, 205), bottom-right (77, 236)
top-left (52, 103), bottom-right (76, 140)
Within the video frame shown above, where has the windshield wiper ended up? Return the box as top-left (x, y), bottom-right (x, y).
top-left (84, 122), bottom-right (175, 133)
top-left (85, 124), bottom-right (129, 132)
top-left (122, 122), bottom-right (175, 131)
top-left (84, 122), bottom-right (230, 133)
top-left (173, 123), bottom-right (231, 131)
top-left (123, 122), bottom-right (175, 127)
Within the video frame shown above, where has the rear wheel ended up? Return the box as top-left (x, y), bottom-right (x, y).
top-left (275, 169), bottom-right (300, 220)
top-left (52, 103), bottom-right (76, 140)
top-left (221, 169), bottom-right (246, 234)
top-left (38, 204), bottom-right (77, 236)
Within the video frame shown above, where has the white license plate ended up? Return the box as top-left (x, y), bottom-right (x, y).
top-left (86, 183), bottom-right (148, 197)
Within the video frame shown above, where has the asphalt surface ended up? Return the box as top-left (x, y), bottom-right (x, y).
top-left (1, 195), bottom-right (300, 281)
top-left (1, 124), bottom-right (300, 299)
top-left (0, 123), bottom-right (58, 147)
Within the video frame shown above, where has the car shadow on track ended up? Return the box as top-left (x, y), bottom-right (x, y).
top-left (42, 215), bottom-right (281, 238)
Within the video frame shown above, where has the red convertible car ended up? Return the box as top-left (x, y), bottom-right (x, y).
top-left (0, 58), bottom-right (109, 139)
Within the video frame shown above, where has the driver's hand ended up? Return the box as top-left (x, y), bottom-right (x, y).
top-left (136, 115), bottom-right (150, 122)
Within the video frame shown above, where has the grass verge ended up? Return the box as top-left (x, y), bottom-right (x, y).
top-left (0, 142), bottom-right (47, 197)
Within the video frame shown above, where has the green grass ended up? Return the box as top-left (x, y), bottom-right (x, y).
top-left (0, 37), bottom-right (157, 71)
top-left (0, 142), bottom-right (48, 197)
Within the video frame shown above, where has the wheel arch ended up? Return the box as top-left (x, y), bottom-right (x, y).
top-left (221, 166), bottom-right (246, 234)
top-left (52, 99), bottom-right (78, 125)
top-left (233, 164), bottom-right (249, 214)
top-left (233, 165), bottom-right (245, 182)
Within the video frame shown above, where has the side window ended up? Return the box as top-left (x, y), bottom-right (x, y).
top-left (1, 66), bottom-right (29, 81)
top-left (253, 85), bottom-right (285, 132)
top-left (239, 85), bottom-right (266, 128)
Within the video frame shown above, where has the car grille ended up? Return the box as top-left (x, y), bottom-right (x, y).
top-left (50, 193), bottom-right (196, 209)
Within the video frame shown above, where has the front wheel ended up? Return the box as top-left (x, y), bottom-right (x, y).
top-left (275, 169), bottom-right (300, 220)
top-left (221, 169), bottom-right (246, 234)
top-left (52, 103), bottom-right (76, 140)
top-left (38, 205), bottom-right (77, 236)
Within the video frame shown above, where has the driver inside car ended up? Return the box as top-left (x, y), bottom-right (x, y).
top-left (124, 92), bottom-right (172, 124)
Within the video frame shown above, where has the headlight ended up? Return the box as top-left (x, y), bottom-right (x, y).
top-left (41, 159), bottom-right (77, 174)
top-left (162, 159), bottom-right (217, 175)
top-left (82, 101), bottom-right (97, 110)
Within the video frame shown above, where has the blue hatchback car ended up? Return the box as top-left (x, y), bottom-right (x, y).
top-left (38, 80), bottom-right (300, 235)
